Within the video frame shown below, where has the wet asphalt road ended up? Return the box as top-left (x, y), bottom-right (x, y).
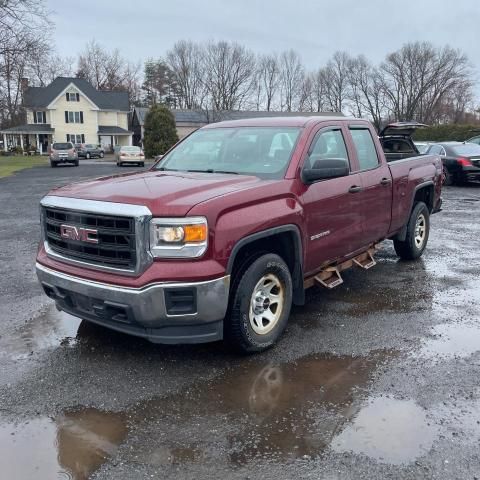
top-left (1, 162), bottom-right (480, 479)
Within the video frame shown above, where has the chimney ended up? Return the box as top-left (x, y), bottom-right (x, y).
top-left (20, 77), bottom-right (29, 104)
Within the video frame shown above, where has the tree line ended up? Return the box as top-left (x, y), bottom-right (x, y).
top-left (0, 0), bottom-right (476, 131)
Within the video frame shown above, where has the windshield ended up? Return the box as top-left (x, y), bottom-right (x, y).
top-left (452, 144), bottom-right (480, 156)
top-left (121, 146), bottom-right (141, 152)
top-left (156, 127), bottom-right (301, 179)
top-left (52, 143), bottom-right (72, 150)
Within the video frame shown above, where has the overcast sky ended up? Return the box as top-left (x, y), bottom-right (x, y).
top-left (49, 0), bottom-right (480, 72)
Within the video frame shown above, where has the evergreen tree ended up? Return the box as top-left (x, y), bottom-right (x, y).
top-left (143, 105), bottom-right (178, 158)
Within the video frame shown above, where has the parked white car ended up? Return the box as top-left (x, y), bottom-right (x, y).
top-left (115, 146), bottom-right (145, 167)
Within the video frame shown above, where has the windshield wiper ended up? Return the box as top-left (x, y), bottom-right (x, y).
top-left (186, 169), bottom-right (239, 175)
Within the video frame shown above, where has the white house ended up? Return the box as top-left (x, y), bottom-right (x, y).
top-left (1, 77), bottom-right (133, 153)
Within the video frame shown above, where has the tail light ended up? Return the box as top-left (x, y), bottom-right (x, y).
top-left (457, 157), bottom-right (472, 166)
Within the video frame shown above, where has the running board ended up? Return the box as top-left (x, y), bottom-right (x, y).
top-left (306, 244), bottom-right (380, 290)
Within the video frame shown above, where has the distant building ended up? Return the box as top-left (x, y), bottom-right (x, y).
top-left (1, 77), bottom-right (132, 153)
top-left (131, 107), bottom-right (341, 146)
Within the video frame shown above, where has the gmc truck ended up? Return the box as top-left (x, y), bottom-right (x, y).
top-left (36, 117), bottom-right (442, 353)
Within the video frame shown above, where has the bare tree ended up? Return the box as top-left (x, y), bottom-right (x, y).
top-left (257, 53), bottom-right (280, 111)
top-left (0, 0), bottom-right (51, 126)
top-left (202, 40), bottom-right (255, 111)
top-left (279, 50), bottom-right (304, 112)
top-left (323, 51), bottom-right (350, 113)
top-left (76, 40), bottom-right (141, 105)
top-left (166, 40), bottom-right (205, 109)
top-left (380, 42), bottom-right (472, 124)
top-left (346, 55), bottom-right (387, 130)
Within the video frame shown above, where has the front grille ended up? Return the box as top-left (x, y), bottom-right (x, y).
top-left (43, 206), bottom-right (137, 270)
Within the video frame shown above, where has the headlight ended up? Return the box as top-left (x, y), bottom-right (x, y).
top-left (150, 217), bottom-right (208, 258)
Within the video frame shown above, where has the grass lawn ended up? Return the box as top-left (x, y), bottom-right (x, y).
top-left (0, 155), bottom-right (49, 178)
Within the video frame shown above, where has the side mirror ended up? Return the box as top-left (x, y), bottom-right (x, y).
top-left (302, 158), bottom-right (350, 183)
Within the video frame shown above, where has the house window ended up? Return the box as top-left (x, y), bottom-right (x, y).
top-left (33, 111), bottom-right (46, 124)
top-left (66, 134), bottom-right (85, 144)
top-left (65, 111), bottom-right (84, 124)
top-left (66, 92), bottom-right (80, 102)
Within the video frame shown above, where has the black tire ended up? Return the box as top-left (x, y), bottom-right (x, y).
top-left (443, 167), bottom-right (453, 186)
top-left (140, 162), bottom-right (145, 167)
top-left (117, 162), bottom-right (122, 167)
top-left (74, 160), bottom-right (79, 167)
top-left (50, 160), bottom-right (57, 168)
top-left (394, 202), bottom-right (430, 260)
top-left (225, 253), bottom-right (293, 353)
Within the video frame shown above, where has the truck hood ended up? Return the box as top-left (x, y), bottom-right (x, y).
top-left (49, 170), bottom-right (266, 216)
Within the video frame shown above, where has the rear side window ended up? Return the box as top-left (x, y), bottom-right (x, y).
top-left (306, 129), bottom-right (349, 169)
top-left (350, 129), bottom-right (379, 170)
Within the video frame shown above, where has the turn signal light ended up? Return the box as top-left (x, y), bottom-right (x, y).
top-left (184, 224), bottom-right (207, 243)
top-left (457, 157), bottom-right (472, 166)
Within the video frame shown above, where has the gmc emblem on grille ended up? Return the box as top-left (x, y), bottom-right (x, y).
top-left (60, 224), bottom-right (99, 244)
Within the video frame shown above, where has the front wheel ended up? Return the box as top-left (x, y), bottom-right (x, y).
top-left (50, 160), bottom-right (57, 168)
top-left (225, 253), bottom-right (292, 353)
top-left (86, 152), bottom-right (90, 159)
top-left (394, 202), bottom-right (430, 260)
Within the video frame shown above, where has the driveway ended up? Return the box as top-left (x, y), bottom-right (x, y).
top-left (1, 162), bottom-right (479, 479)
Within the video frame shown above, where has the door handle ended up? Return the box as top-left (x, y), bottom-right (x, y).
top-left (380, 177), bottom-right (392, 186)
top-left (348, 185), bottom-right (363, 193)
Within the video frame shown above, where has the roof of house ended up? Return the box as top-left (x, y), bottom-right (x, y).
top-left (24, 77), bottom-right (130, 111)
top-left (133, 107), bottom-right (342, 126)
top-left (1, 124), bottom-right (54, 134)
top-left (98, 125), bottom-right (132, 135)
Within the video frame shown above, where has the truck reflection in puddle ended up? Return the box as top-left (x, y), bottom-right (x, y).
top-left (0, 409), bottom-right (127, 480)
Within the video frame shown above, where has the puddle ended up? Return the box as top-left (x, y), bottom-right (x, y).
top-left (331, 397), bottom-right (438, 465)
top-left (124, 350), bottom-right (396, 467)
top-left (0, 408), bottom-right (127, 479)
top-left (416, 321), bottom-right (480, 360)
top-left (0, 305), bottom-right (81, 360)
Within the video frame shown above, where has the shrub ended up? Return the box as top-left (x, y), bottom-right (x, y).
top-left (143, 105), bottom-right (179, 158)
top-left (413, 124), bottom-right (480, 142)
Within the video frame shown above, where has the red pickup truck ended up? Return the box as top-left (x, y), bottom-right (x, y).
top-left (36, 117), bottom-right (442, 352)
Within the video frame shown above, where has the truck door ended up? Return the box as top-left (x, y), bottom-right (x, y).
top-left (348, 126), bottom-right (392, 244)
top-left (300, 125), bottom-right (366, 274)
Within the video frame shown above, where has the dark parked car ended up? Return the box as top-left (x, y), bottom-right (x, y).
top-left (76, 144), bottom-right (105, 159)
top-left (426, 142), bottom-right (480, 185)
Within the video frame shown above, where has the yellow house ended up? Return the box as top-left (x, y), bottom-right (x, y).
top-left (1, 77), bottom-right (132, 153)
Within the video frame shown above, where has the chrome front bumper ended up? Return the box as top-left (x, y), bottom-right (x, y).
top-left (36, 263), bottom-right (230, 344)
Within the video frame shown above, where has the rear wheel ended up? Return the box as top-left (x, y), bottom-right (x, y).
top-left (140, 162), bottom-right (145, 167)
top-left (50, 160), bottom-right (57, 168)
top-left (74, 160), bottom-right (79, 167)
top-left (394, 202), bottom-right (430, 260)
top-left (99, 151), bottom-right (104, 158)
top-left (225, 253), bottom-right (292, 353)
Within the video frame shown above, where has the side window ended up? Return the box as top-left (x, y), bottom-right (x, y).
top-left (350, 128), bottom-right (379, 170)
top-left (307, 129), bottom-right (349, 169)
top-left (429, 145), bottom-right (443, 155)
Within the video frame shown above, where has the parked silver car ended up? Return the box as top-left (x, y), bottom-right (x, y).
top-left (115, 145), bottom-right (145, 167)
top-left (49, 142), bottom-right (78, 168)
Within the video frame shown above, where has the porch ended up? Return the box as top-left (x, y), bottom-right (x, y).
top-left (98, 126), bottom-right (133, 153)
top-left (1, 124), bottom-right (54, 155)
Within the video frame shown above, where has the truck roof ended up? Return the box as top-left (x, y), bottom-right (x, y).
top-left (202, 115), bottom-right (355, 129)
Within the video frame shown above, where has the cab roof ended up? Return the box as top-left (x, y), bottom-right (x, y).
top-left (202, 115), bottom-right (357, 129)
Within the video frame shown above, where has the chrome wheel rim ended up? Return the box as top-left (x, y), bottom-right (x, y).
top-left (414, 213), bottom-right (426, 248)
top-left (249, 274), bottom-right (284, 335)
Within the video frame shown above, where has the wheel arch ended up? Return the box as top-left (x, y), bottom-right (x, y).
top-left (226, 225), bottom-right (305, 305)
